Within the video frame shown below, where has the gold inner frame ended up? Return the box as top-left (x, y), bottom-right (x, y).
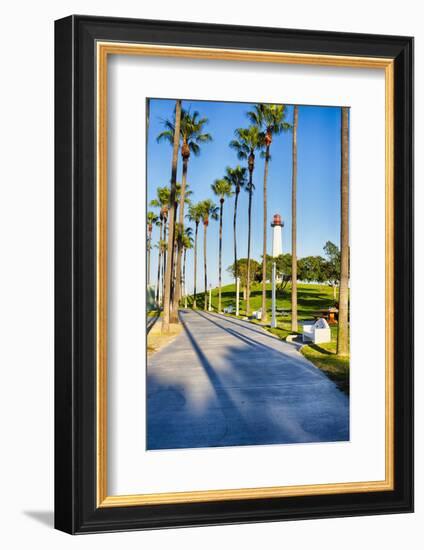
top-left (96, 42), bottom-right (395, 508)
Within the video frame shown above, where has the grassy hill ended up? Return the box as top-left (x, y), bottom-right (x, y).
top-left (188, 281), bottom-right (336, 323)
top-left (186, 282), bottom-right (349, 394)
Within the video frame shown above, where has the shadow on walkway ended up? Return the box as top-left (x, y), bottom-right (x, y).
top-left (147, 310), bottom-right (349, 450)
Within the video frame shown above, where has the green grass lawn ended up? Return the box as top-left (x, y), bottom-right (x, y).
top-left (147, 309), bottom-right (161, 317)
top-left (301, 334), bottom-right (350, 394)
top-left (189, 281), bottom-right (336, 319)
top-left (186, 282), bottom-right (349, 394)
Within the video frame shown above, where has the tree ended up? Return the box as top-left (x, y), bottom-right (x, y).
top-left (338, 107), bottom-right (349, 356)
top-left (181, 227), bottom-right (194, 309)
top-left (173, 182), bottom-right (193, 220)
top-left (291, 106), bottom-right (299, 331)
top-left (230, 125), bottom-right (263, 315)
top-left (223, 165), bottom-right (247, 311)
top-left (171, 183), bottom-right (192, 296)
top-left (227, 258), bottom-right (260, 297)
top-left (199, 199), bottom-right (219, 311)
top-left (298, 255), bottom-right (327, 283)
top-left (149, 186), bottom-right (171, 302)
top-left (248, 103), bottom-right (291, 322)
top-left (211, 178), bottom-right (233, 313)
top-left (155, 239), bottom-right (167, 303)
top-left (147, 211), bottom-right (158, 286)
top-left (157, 108), bottom-right (212, 321)
top-left (263, 254), bottom-right (292, 296)
top-left (186, 203), bottom-right (203, 309)
top-left (149, 186), bottom-right (171, 214)
top-left (160, 100), bottom-right (181, 333)
top-left (323, 241), bottom-right (341, 300)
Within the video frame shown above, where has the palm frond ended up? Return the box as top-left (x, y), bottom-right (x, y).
top-left (188, 142), bottom-right (200, 156)
top-left (195, 132), bottom-right (212, 143)
top-left (199, 198), bottom-right (219, 222)
top-left (156, 129), bottom-right (174, 145)
top-left (247, 103), bottom-right (292, 136)
top-left (224, 165), bottom-right (248, 191)
top-left (211, 178), bottom-right (234, 199)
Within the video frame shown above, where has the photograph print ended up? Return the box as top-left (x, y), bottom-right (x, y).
top-left (146, 98), bottom-right (350, 451)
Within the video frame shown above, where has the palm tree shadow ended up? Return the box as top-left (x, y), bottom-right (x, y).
top-left (194, 310), bottom-right (324, 377)
top-left (23, 510), bottom-right (54, 528)
top-left (201, 310), bottom-right (283, 343)
top-left (147, 311), bottom-right (349, 449)
top-left (307, 342), bottom-right (333, 355)
top-left (147, 312), bottom-right (251, 449)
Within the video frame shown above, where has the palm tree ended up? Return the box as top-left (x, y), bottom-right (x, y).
top-left (337, 107), bottom-right (349, 356)
top-left (223, 165), bottom-right (247, 312)
top-left (173, 224), bottom-right (193, 307)
top-left (230, 125), bottom-right (263, 315)
top-left (160, 100), bottom-right (181, 333)
top-left (162, 211), bottom-right (168, 301)
top-left (147, 211), bottom-right (158, 286)
top-left (157, 108), bottom-right (212, 321)
top-left (149, 181), bottom-right (192, 310)
top-left (247, 103), bottom-right (291, 322)
top-left (155, 238), bottom-right (166, 304)
top-left (149, 186), bottom-right (171, 303)
top-left (211, 178), bottom-right (233, 313)
top-left (173, 182), bottom-right (193, 221)
top-left (149, 186), bottom-right (171, 216)
top-left (146, 98), bottom-right (150, 130)
top-left (291, 106), bottom-right (299, 332)
top-left (187, 203), bottom-right (203, 309)
top-left (171, 183), bottom-right (192, 297)
top-left (181, 227), bottom-right (194, 308)
top-left (199, 199), bottom-right (219, 311)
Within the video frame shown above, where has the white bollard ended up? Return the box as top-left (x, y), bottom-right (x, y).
top-left (236, 277), bottom-right (240, 316)
top-left (208, 286), bottom-right (212, 311)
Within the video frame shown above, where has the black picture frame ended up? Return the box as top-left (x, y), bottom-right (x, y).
top-left (55, 15), bottom-right (414, 534)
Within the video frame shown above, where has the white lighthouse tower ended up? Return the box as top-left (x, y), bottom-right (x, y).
top-left (271, 213), bottom-right (284, 259)
top-left (270, 214), bottom-right (284, 328)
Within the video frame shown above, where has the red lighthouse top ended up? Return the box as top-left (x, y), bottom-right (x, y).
top-left (271, 213), bottom-right (283, 227)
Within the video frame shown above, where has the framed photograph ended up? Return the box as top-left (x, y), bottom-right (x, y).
top-left (54, 15), bottom-right (413, 533)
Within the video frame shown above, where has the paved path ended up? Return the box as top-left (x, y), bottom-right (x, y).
top-left (147, 310), bottom-right (349, 450)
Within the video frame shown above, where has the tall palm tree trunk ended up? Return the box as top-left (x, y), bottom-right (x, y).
top-left (155, 221), bottom-right (163, 303)
top-left (291, 106), bottom-right (298, 332)
top-left (193, 222), bottom-right (199, 309)
top-left (218, 199), bottom-right (224, 313)
top-left (246, 169), bottom-right (253, 315)
top-left (147, 230), bottom-right (152, 286)
top-left (162, 220), bottom-right (167, 302)
top-left (203, 223), bottom-right (208, 311)
top-left (337, 107), bottom-right (349, 355)
top-left (261, 146), bottom-right (270, 322)
top-left (162, 100), bottom-right (181, 333)
top-left (170, 204), bottom-right (178, 303)
top-left (233, 188), bottom-right (239, 301)
top-left (170, 240), bottom-right (177, 308)
top-left (146, 98), bottom-right (150, 130)
top-left (171, 157), bottom-right (189, 322)
top-left (183, 247), bottom-right (187, 309)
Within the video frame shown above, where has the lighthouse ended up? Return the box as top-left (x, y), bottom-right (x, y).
top-left (270, 214), bottom-right (284, 328)
top-left (271, 213), bottom-right (284, 258)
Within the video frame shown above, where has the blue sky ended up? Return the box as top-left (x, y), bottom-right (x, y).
top-left (147, 98), bottom-right (342, 293)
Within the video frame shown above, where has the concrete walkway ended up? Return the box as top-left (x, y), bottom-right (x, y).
top-left (147, 310), bottom-right (349, 450)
